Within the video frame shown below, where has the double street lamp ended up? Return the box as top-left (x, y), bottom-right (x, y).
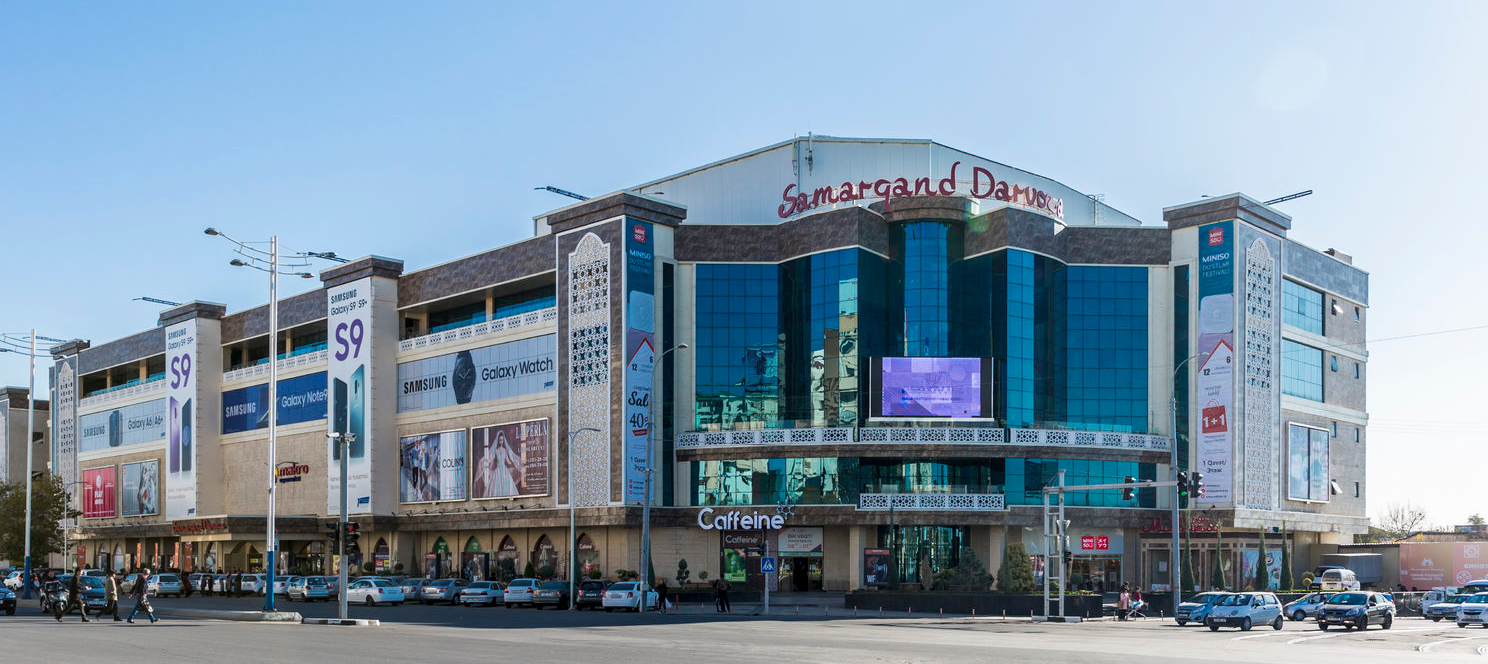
top-left (2, 331), bottom-right (72, 600)
top-left (205, 228), bottom-right (340, 613)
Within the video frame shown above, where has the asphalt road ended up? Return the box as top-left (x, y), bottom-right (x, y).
top-left (3, 595), bottom-right (1487, 663)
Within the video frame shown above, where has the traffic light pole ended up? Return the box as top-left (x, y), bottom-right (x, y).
top-left (1041, 478), bottom-right (1180, 620)
top-left (329, 432), bottom-right (355, 621)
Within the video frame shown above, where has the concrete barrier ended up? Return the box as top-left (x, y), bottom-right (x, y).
top-left (301, 617), bottom-right (379, 626)
top-left (155, 607), bottom-right (302, 622)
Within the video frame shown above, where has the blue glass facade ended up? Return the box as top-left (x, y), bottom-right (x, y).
top-left (1052, 266), bottom-right (1150, 432)
top-left (1282, 339), bottom-right (1324, 401)
top-left (694, 264), bottom-right (781, 429)
top-left (897, 222), bottom-right (956, 357)
top-left (1282, 280), bottom-right (1324, 335)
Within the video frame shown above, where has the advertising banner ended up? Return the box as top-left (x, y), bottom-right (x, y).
top-left (1195, 221), bottom-right (1234, 503)
top-left (327, 278), bottom-right (373, 515)
top-left (80, 399), bottom-right (168, 453)
top-left (0, 399), bottom-right (8, 483)
top-left (1401, 542), bottom-right (1488, 588)
top-left (778, 527), bottom-right (824, 556)
top-left (221, 372), bottom-right (328, 434)
top-left (1287, 423), bottom-right (1331, 502)
top-left (1241, 549), bottom-right (1283, 590)
top-left (165, 320), bottom-right (198, 519)
top-left (624, 220), bottom-right (655, 505)
top-left (82, 466), bottom-right (117, 519)
top-left (120, 459), bottom-right (159, 517)
top-left (863, 548), bottom-right (892, 588)
top-left (471, 419), bottom-right (549, 499)
top-left (396, 336), bottom-right (556, 412)
top-left (399, 430), bottom-right (467, 502)
top-left (879, 357), bottom-right (984, 417)
top-left (53, 357), bottom-right (79, 528)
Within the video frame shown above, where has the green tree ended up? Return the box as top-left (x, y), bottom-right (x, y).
top-left (497, 557), bottom-right (516, 582)
top-left (0, 475), bottom-right (81, 564)
top-left (1254, 527), bottom-right (1269, 591)
top-left (1279, 521), bottom-right (1293, 591)
top-left (523, 561), bottom-right (536, 578)
top-left (1470, 514), bottom-right (1485, 526)
top-left (676, 558), bottom-right (691, 586)
top-left (951, 546), bottom-right (989, 591)
top-left (995, 541), bottom-right (1036, 593)
top-left (1182, 529), bottom-right (1196, 592)
top-left (1211, 522), bottom-right (1225, 590)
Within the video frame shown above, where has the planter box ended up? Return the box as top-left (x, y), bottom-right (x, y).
top-left (845, 591), bottom-right (1103, 618)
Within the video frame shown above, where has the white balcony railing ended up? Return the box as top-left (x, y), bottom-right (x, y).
top-left (857, 493), bottom-right (1007, 511)
top-left (676, 427), bottom-right (1169, 453)
top-left (78, 379), bottom-right (166, 411)
top-left (398, 307), bottom-right (557, 353)
top-left (221, 349), bottom-right (329, 385)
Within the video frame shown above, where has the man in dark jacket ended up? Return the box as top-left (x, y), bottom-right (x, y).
top-left (127, 568), bottom-right (158, 624)
top-left (59, 568), bottom-right (90, 622)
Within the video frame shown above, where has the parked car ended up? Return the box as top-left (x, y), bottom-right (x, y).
top-left (288, 576), bottom-right (333, 602)
top-left (0, 586), bottom-right (16, 615)
top-left (1314, 568), bottom-right (1360, 592)
top-left (533, 581), bottom-right (571, 610)
top-left (3, 571), bottom-right (23, 591)
top-left (1284, 592), bottom-right (1334, 621)
top-left (456, 581), bottom-right (503, 606)
top-left (239, 574), bottom-right (267, 595)
top-left (575, 579), bottom-right (612, 610)
top-left (1457, 593), bottom-right (1488, 628)
top-left (1206, 592), bottom-right (1284, 631)
top-left (420, 578), bottom-right (469, 604)
top-left (78, 569), bottom-right (107, 578)
top-left (1427, 594), bottom-right (1471, 622)
top-left (1462, 580), bottom-right (1488, 596)
top-left (503, 578), bottom-right (541, 607)
top-left (154, 573), bottom-right (185, 597)
top-left (1175, 591), bottom-right (1230, 626)
top-left (601, 582), bottom-right (658, 612)
top-left (400, 578), bottom-right (432, 603)
top-left (272, 576), bottom-right (300, 596)
top-left (347, 578), bottom-right (404, 606)
top-left (1317, 591), bottom-right (1395, 630)
top-left (120, 573), bottom-right (160, 596)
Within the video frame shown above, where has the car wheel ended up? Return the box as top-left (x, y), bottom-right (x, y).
top-left (1459, 623), bottom-right (1469, 628)
top-left (1273, 616), bottom-right (1283, 630)
top-left (365, 597), bottom-right (376, 606)
top-left (1357, 617), bottom-right (1368, 631)
top-left (1208, 623), bottom-right (1219, 632)
top-left (1175, 619), bottom-right (1185, 626)
top-left (605, 608), bottom-right (613, 613)
top-left (1382, 614), bottom-right (1392, 630)
top-left (5, 607), bottom-right (13, 616)
top-left (1241, 617), bottom-right (1252, 631)
top-left (1432, 617), bottom-right (1442, 622)
top-left (1292, 610), bottom-right (1305, 621)
top-left (1320, 623), bottom-right (1330, 631)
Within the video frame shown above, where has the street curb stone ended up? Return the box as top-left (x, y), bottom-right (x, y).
top-left (301, 618), bottom-right (379, 626)
top-left (156, 608), bottom-right (303, 622)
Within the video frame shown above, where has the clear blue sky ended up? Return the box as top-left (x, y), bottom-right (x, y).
top-left (3, 1), bottom-right (1484, 524)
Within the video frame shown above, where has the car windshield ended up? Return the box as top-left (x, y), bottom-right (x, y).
top-left (1193, 593), bottom-right (1226, 604)
top-left (611, 583), bottom-right (635, 591)
top-left (158, 575), bottom-right (179, 582)
top-left (371, 580), bottom-right (394, 587)
top-left (470, 582), bottom-right (493, 589)
top-left (430, 580), bottom-right (451, 586)
top-left (1445, 595), bottom-right (1468, 604)
top-left (1219, 594), bottom-right (1255, 606)
top-left (80, 577), bottom-right (103, 589)
top-left (582, 581), bottom-right (606, 589)
top-left (540, 582), bottom-right (566, 589)
top-left (1471, 594), bottom-right (1488, 603)
top-left (1329, 593), bottom-right (1367, 605)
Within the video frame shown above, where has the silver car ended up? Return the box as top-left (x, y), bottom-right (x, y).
top-left (1206, 592), bottom-right (1285, 631)
top-left (1284, 591), bottom-right (1333, 621)
top-left (420, 578), bottom-right (469, 604)
top-left (154, 573), bottom-right (185, 597)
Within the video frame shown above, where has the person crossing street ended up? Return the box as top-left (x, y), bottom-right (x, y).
top-left (127, 568), bottom-right (158, 624)
top-left (102, 570), bottom-right (122, 621)
top-left (58, 568), bottom-right (90, 622)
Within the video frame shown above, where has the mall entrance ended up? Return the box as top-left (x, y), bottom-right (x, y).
top-left (782, 557), bottom-right (823, 592)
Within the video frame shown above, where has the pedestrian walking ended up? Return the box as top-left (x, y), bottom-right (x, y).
top-left (656, 578), bottom-right (669, 614)
top-left (1117, 584), bottom-right (1131, 621)
top-left (127, 568), bottom-right (158, 624)
top-left (60, 568), bottom-right (90, 622)
top-left (103, 570), bottom-right (122, 622)
top-left (182, 571), bottom-right (194, 598)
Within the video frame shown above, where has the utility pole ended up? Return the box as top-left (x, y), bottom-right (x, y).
top-left (329, 431), bottom-right (355, 620)
top-left (22, 330), bottom-right (35, 598)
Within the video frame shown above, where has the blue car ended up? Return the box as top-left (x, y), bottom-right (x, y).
top-left (1175, 591), bottom-right (1231, 626)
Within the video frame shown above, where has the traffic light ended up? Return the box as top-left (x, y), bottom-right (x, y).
top-left (1063, 550), bottom-right (1073, 567)
top-left (1121, 476), bottom-right (1136, 501)
top-left (1176, 471), bottom-right (1190, 498)
top-left (1192, 472), bottom-right (1205, 500)
top-left (325, 522), bottom-right (340, 546)
top-left (343, 522), bottom-right (361, 548)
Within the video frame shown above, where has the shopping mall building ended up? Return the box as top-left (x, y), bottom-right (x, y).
top-left (9, 136), bottom-right (1370, 592)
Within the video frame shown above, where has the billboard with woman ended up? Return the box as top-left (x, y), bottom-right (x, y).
top-left (471, 419), bottom-right (549, 499)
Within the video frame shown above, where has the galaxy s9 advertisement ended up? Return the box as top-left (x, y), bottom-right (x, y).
top-left (165, 320), bottom-right (198, 520)
top-left (870, 357), bottom-right (992, 419)
top-left (328, 277), bottom-right (373, 514)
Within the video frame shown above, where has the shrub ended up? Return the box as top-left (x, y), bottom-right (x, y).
top-left (393, 562), bottom-right (405, 574)
top-left (698, 570), bottom-right (709, 582)
top-left (497, 557), bottom-right (516, 582)
top-left (538, 564), bottom-right (555, 580)
top-left (587, 568), bottom-right (602, 580)
top-left (676, 559), bottom-right (691, 586)
top-left (523, 561), bottom-right (536, 578)
top-left (996, 541), bottom-right (1036, 593)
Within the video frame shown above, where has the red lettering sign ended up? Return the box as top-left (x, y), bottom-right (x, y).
top-left (632, 224), bottom-right (646, 243)
top-left (1096, 535), bottom-right (1110, 551)
top-left (1081, 535), bottom-right (1095, 550)
top-left (1208, 226), bottom-right (1225, 246)
top-left (777, 161), bottom-right (1065, 221)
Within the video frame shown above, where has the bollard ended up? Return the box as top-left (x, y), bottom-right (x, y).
top-left (825, 606), bottom-right (829, 616)
top-left (795, 606), bottom-right (800, 616)
top-left (880, 607), bottom-right (883, 617)
top-left (1002, 609), bottom-right (1006, 620)
top-left (940, 608), bottom-right (943, 617)
top-left (908, 607), bottom-right (912, 618)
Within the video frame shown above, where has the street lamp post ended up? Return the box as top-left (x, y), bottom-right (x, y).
top-left (327, 431), bottom-right (355, 620)
top-left (1169, 351), bottom-right (1209, 620)
top-left (206, 228), bottom-right (331, 612)
top-left (568, 427), bottom-right (600, 611)
top-left (2, 331), bottom-right (69, 599)
top-left (639, 343), bottom-right (687, 614)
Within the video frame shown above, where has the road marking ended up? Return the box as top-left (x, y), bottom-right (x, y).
top-left (1419, 633), bottom-right (1488, 653)
top-left (1286, 626), bottom-right (1443, 645)
top-left (1233, 629), bottom-right (1320, 640)
top-left (1477, 644), bottom-right (1488, 656)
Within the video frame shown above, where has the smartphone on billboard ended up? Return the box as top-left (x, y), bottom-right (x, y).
top-left (332, 378), bottom-right (348, 460)
top-left (169, 396), bottom-right (181, 473)
top-left (180, 398), bottom-right (193, 472)
top-left (349, 365), bottom-right (365, 459)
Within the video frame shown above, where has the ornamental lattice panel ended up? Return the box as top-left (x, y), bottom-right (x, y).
top-left (1243, 238), bottom-right (1277, 509)
top-left (567, 232), bottom-right (612, 507)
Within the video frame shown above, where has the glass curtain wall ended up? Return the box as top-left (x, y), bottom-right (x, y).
top-left (1051, 266), bottom-right (1150, 432)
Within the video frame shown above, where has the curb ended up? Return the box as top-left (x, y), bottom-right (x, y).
top-left (301, 618), bottom-right (380, 626)
top-left (155, 608), bottom-right (303, 622)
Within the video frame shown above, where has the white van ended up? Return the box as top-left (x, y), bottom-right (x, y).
top-left (1317, 568), bottom-right (1360, 591)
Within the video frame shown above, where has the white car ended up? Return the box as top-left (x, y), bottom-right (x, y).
top-left (272, 576), bottom-right (299, 596)
top-left (1458, 593), bottom-right (1488, 628)
top-left (503, 578), bottom-right (540, 607)
top-left (456, 581), bottom-right (503, 606)
top-left (346, 578), bottom-right (404, 606)
top-left (239, 573), bottom-right (267, 595)
top-left (154, 573), bottom-right (185, 597)
top-left (3, 571), bottom-right (23, 591)
top-left (121, 573), bottom-right (160, 596)
top-left (601, 582), bottom-right (659, 612)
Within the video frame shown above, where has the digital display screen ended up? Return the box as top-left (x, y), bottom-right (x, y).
top-left (877, 357), bottom-right (987, 418)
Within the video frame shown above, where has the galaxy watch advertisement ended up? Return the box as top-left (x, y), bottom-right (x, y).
top-left (395, 335), bottom-right (556, 412)
top-left (164, 320), bottom-right (198, 520)
top-left (327, 277), bottom-right (373, 515)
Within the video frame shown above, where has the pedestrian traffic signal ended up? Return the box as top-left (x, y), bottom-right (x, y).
top-left (1121, 476), bottom-right (1136, 501)
top-left (1176, 472), bottom-right (1189, 498)
top-left (1192, 472), bottom-right (1205, 499)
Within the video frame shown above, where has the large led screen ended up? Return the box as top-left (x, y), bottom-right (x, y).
top-left (871, 357), bottom-right (992, 419)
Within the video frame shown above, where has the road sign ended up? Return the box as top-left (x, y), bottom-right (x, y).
top-left (760, 556), bottom-right (777, 574)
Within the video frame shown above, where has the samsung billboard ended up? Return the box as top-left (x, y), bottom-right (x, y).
top-left (79, 398), bottom-right (168, 454)
top-left (221, 371), bottom-right (328, 434)
top-left (397, 335), bottom-right (557, 412)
